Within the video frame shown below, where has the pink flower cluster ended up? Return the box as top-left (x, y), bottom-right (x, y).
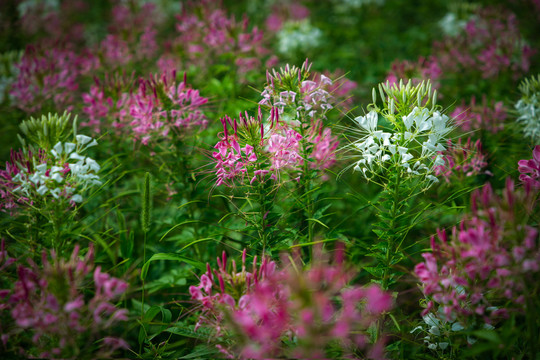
top-left (450, 96), bottom-right (507, 133)
top-left (265, 1), bottom-right (310, 32)
top-left (190, 245), bottom-right (392, 359)
top-left (433, 137), bottom-right (490, 182)
top-left (212, 107), bottom-right (298, 187)
top-left (212, 102), bottom-right (339, 187)
top-left (96, 4), bottom-right (159, 69)
top-left (434, 8), bottom-right (534, 80)
top-left (0, 149), bottom-right (37, 212)
top-left (82, 71), bottom-right (208, 144)
top-left (518, 145), bottom-right (540, 188)
top-left (307, 120), bottom-right (339, 171)
top-left (174, 0), bottom-right (274, 75)
top-left (385, 56), bottom-right (442, 89)
top-left (0, 244), bottom-right (128, 359)
top-left (10, 46), bottom-right (88, 113)
top-left (415, 179), bottom-right (539, 326)
top-left (17, 0), bottom-right (87, 45)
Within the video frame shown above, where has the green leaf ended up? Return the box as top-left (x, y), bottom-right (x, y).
top-left (159, 220), bottom-right (201, 242)
top-left (471, 330), bottom-right (501, 343)
top-left (141, 253), bottom-right (205, 280)
top-left (306, 218), bottom-right (329, 229)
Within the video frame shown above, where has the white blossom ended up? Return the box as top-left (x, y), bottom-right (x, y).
top-left (351, 107), bottom-right (452, 185)
top-left (12, 136), bottom-right (101, 204)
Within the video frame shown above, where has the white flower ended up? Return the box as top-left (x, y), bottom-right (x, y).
top-left (355, 110), bottom-right (378, 133)
top-left (51, 142), bottom-right (64, 158)
top-left (64, 142), bottom-right (76, 155)
top-left (350, 101), bottom-right (453, 185)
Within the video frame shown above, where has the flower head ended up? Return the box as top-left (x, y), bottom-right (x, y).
top-left (518, 145), bottom-right (540, 189)
top-left (349, 80), bottom-right (452, 187)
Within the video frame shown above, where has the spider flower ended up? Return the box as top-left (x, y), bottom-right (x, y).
top-left (415, 179), bottom-right (539, 326)
top-left (518, 145), bottom-right (540, 189)
top-left (350, 81), bottom-right (452, 186)
top-left (0, 244), bottom-right (128, 359)
top-left (515, 75), bottom-right (540, 143)
top-left (3, 135), bottom-right (101, 208)
top-left (190, 245), bottom-right (392, 359)
top-left (433, 137), bottom-right (490, 182)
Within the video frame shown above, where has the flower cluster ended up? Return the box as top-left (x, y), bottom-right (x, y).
top-left (518, 145), bottom-right (540, 189)
top-left (450, 96), bottom-right (507, 134)
top-left (212, 101), bottom-right (339, 187)
top-left (312, 70), bottom-right (358, 111)
top-left (385, 56), bottom-right (442, 90)
top-left (190, 245), bottom-right (392, 359)
top-left (0, 148), bottom-right (40, 212)
top-left (0, 244), bottom-right (128, 359)
top-left (265, 1), bottom-right (310, 32)
top-left (260, 61), bottom-right (336, 120)
top-left (433, 137), bottom-right (490, 182)
top-left (433, 8), bottom-right (534, 80)
top-left (173, 0), bottom-right (273, 76)
top-left (276, 19), bottom-right (322, 56)
top-left (10, 46), bottom-right (87, 113)
top-left (212, 107), bottom-right (299, 187)
top-left (2, 134), bottom-right (101, 209)
top-left (437, 3), bottom-right (479, 37)
top-left (515, 74), bottom-right (540, 143)
top-left (95, 3), bottom-right (159, 69)
top-left (415, 179), bottom-right (539, 326)
top-left (351, 97), bottom-right (452, 185)
top-left (82, 71), bottom-right (208, 145)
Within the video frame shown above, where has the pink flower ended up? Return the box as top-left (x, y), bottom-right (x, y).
top-left (518, 145), bottom-right (540, 188)
top-left (433, 8), bottom-right (534, 80)
top-left (0, 244), bottom-right (128, 358)
top-left (190, 245), bottom-right (392, 359)
top-left (415, 179), bottom-right (540, 326)
top-left (433, 137), bottom-right (490, 182)
top-left (451, 96), bottom-right (506, 133)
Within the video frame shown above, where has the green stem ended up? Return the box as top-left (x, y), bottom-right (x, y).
top-left (258, 182), bottom-right (268, 254)
top-left (381, 170), bottom-right (402, 290)
top-left (299, 125), bottom-right (315, 246)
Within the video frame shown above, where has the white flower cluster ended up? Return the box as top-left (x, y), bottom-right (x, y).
top-left (277, 19), bottom-right (322, 56)
top-left (334, 0), bottom-right (384, 10)
top-left (438, 13), bottom-right (470, 37)
top-left (13, 135), bottom-right (101, 204)
top-left (515, 93), bottom-right (540, 143)
top-left (352, 107), bottom-right (452, 184)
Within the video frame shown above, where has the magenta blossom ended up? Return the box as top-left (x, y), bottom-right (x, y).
top-left (433, 137), bottom-right (490, 182)
top-left (190, 244), bottom-right (392, 359)
top-left (385, 56), bottom-right (442, 90)
top-left (415, 179), bottom-right (539, 326)
top-left (518, 145), bottom-right (540, 188)
top-left (451, 96), bottom-right (507, 133)
top-left (434, 7), bottom-right (534, 80)
top-left (0, 244), bottom-right (128, 359)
